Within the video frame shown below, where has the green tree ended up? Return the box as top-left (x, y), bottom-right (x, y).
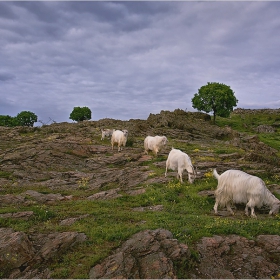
top-left (69, 106), bottom-right (91, 122)
top-left (16, 111), bottom-right (38, 127)
top-left (192, 82), bottom-right (238, 123)
top-left (0, 115), bottom-right (18, 127)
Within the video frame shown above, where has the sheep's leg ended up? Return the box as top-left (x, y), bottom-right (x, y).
top-left (179, 171), bottom-right (183, 183)
top-left (246, 200), bottom-right (257, 218)
top-left (251, 208), bottom-right (257, 218)
top-left (176, 168), bottom-right (182, 183)
top-left (248, 201), bottom-right (257, 218)
top-left (188, 173), bottom-right (193, 184)
top-left (226, 202), bottom-right (234, 215)
top-left (214, 200), bottom-right (219, 214)
top-left (154, 148), bottom-right (158, 156)
top-left (165, 164), bottom-right (168, 178)
top-left (244, 204), bottom-right (249, 216)
top-left (179, 175), bottom-right (183, 183)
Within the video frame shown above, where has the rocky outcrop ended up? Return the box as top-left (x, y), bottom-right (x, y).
top-left (1, 109), bottom-right (280, 278)
top-left (89, 231), bottom-right (280, 279)
top-left (193, 234), bottom-right (280, 279)
top-left (0, 227), bottom-right (87, 278)
top-left (0, 228), bottom-right (35, 274)
top-left (233, 108), bottom-right (280, 115)
top-left (0, 109), bottom-right (279, 191)
top-left (0, 190), bottom-right (72, 205)
top-left (2, 226), bottom-right (280, 279)
top-left (89, 229), bottom-right (190, 279)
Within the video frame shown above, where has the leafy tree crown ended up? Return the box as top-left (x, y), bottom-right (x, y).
top-left (69, 106), bottom-right (92, 122)
top-left (0, 115), bottom-right (18, 127)
top-left (192, 82), bottom-right (238, 122)
top-left (16, 111), bottom-right (38, 127)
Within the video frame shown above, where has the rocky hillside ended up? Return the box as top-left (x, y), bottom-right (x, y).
top-left (0, 109), bottom-right (280, 279)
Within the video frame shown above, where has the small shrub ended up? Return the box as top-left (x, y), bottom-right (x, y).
top-left (78, 177), bottom-right (90, 190)
top-left (32, 205), bottom-right (56, 222)
top-left (126, 137), bottom-right (134, 147)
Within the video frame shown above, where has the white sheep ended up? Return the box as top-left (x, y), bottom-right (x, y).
top-left (144, 135), bottom-right (168, 156)
top-left (101, 129), bottom-right (115, 140)
top-left (111, 130), bottom-right (128, 152)
top-left (165, 148), bottom-right (196, 183)
top-left (213, 169), bottom-right (280, 218)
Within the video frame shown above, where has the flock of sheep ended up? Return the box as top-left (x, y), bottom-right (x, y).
top-left (100, 128), bottom-right (280, 218)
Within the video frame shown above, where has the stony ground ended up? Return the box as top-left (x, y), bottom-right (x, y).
top-left (0, 109), bottom-right (280, 278)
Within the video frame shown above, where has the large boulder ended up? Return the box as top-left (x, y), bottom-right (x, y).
top-left (89, 229), bottom-right (190, 279)
top-left (0, 228), bottom-right (35, 272)
top-left (193, 234), bottom-right (280, 279)
top-left (0, 228), bottom-right (87, 278)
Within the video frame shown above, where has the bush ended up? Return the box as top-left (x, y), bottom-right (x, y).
top-left (69, 107), bottom-right (91, 122)
top-left (0, 115), bottom-right (18, 127)
top-left (0, 111), bottom-right (38, 127)
top-left (16, 111), bottom-right (38, 127)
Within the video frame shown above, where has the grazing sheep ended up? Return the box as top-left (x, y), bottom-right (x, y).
top-left (101, 129), bottom-right (115, 140)
top-left (165, 148), bottom-right (196, 183)
top-left (213, 169), bottom-right (280, 218)
top-left (144, 135), bottom-right (168, 156)
top-left (111, 130), bottom-right (128, 152)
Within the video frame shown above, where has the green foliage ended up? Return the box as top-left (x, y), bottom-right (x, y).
top-left (16, 111), bottom-right (38, 127)
top-left (69, 107), bottom-right (91, 122)
top-left (0, 115), bottom-right (18, 127)
top-left (192, 82), bottom-right (238, 123)
top-left (0, 111), bottom-right (38, 127)
top-left (215, 111), bottom-right (280, 154)
top-left (31, 205), bottom-right (56, 222)
top-left (126, 137), bottom-right (134, 147)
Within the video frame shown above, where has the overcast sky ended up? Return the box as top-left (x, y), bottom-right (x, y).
top-left (1, 1), bottom-right (280, 125)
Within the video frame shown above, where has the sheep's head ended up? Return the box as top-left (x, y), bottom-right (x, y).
top-left (122, 130), bottom-right (128, 137)
top-left (188, 173), bottom-right (195, 184)
top-left (162, 136), bottom-right (168, 145)
top-left (188, 166), bottom-right (200, 184)
top-left (269, 201), bottom-right (280, 215)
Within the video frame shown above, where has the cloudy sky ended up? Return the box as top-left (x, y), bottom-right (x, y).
top-left (1, 1), bottom-right (280, 125)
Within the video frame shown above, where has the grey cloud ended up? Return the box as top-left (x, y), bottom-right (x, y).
top-left (0, 2), bottom-right (16, 19)
top-left (1, 1), bottom-right (280, 124)
top-left (12, 2), bottom-right (61, 23)
top-left (0, 73), bottom-right (15, 81)
top-left (122, 1), bottom-right (172, 15)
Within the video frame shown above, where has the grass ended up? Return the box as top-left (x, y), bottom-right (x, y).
top-left (1, 175), bottom-right (279, 278)
top-left (62, 180), bottom-right (278, 278)
top-left (258, 133), bottom-right (280, 152)
top-left (1, 110), bottom-right (280, 278)
top-left (216, 112), bottom-right (280, 155)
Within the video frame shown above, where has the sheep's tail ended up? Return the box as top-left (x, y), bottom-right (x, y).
top-left (213, 169), bottom-right (220, 180)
